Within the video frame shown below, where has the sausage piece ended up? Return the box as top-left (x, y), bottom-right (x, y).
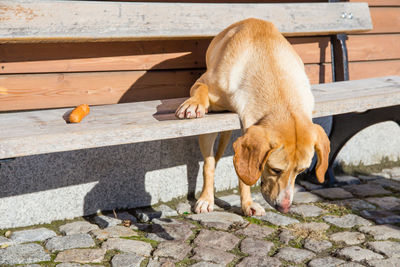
top-left (69, 104), bottom-right (90, 123)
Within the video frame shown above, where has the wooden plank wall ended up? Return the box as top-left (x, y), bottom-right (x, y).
top-left (0, 0), bottom-right (399, 111)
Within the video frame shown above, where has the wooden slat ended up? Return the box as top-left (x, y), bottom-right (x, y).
top-left (0, 37), bottom-right (331, 74)
top-left (0, 70), bottom-right (203, 111)
top-left (368, 8), bottom-right (400, 34)
top-left (0, 1), bottom-right (372, 43)
top-left (351, 0), bottom-right (400, 7)
top-left (349, 60), bottom-right (400, 80)
top-left (347, 34), bottom-right (400, 61)
top-left (0, 76), bottom-right (399, 159)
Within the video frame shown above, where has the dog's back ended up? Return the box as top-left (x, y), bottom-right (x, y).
top-left (205, 18), bottom-right (314, 128)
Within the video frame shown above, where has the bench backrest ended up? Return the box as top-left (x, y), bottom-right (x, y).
top-left (0, 1), bottom-right (372, 112)
top-left (1, 1), bottom-right (372, 43)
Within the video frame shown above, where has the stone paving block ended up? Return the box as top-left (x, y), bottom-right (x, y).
top-left (360, 210), bottom-right (400, 224)
top-left (56, 264), bottom-right (102, 267)
top-left (188, 211), bottom-right (245, 230)
top-left (342, 184), bottom-right (391, 197)
top-left (308, 257), bottom-right (345, 267)
top-left (153, 240), bottom-right (192, 260)
top-left (194, 229), bottom-right (240, 251)
top-left (176, 202), bottom-right (191, 214)
top-left (370, 178), bottom-right (400, 192)
top-left (101, 238), bottom-right (152, 256)
top-left (91, 225), bottom-right (137, 240)
top-left (365, 196), bottom-right (400, 210)
top-left (323, 214), bottom-right (372, 228)
top-left (330, 231), bottom-right (365, 245)
top-left (289, 204), bottom-right (326, 217)
top-left (147, 220), bottom-right (194, 242)
top-left (366, 258), bottom-right (400, 267)
top-left (294, 184), bottom-right (306, 192)
top-left (337, 262), bottom-right (365, 267)
top-left (146, 258), bottom-right (175, 267)
top-left (134, 205), bottom-right (177, 222)
top-left (298, 180), bottom-right (324, 191)
top-left (275, 247), bottom-right (315, 264)
top-left (304, 238), bottom-right (332, 253)
top-left (359, 224), bottom-right (400, 240)
top-left (240, 237), bottom-right (274, 256)
top-left (191, 246), bottom-right (235, 265)
top-left (311, 188), bottom-right (353, 200)
top-left (330, 199), bottom-right (376, 212)
top-left (279, 229), bottom-right (295, 245)
top-left (111, 253), bottom-right (145, 267)
top-left (252, 193), bottom-right (275, 210)
top-left (336, 246), bottom-right (384, 262)
top-left (189, 262), bottom-right (224, 267)
top-left (378, 167), bottom-right (400, 179)
top-left (335, 175), bottom-right (361, 185)
top-left (10, 228), bottom-right (57, 243)
top-left (235, 223), bottom-right (275, 239)
top-left (292, 191), bottom-right (322, 204)
top-left (59, 221), bottom-right (99, 235)
top-left (0, 243), bottom-right (51, 265)
top-left (45, 234), bottom-right (95, 252)
top-left (258, 212), bottom-right (299, 226)
top-left (236, 256), bottom-right (282, 267)
top-left (366, 241), bottom-right (400, 258)
top-left (357, 175), bottom-right (383, 182)
top-left (215, 194), bottom-right (241, 209)
top-left (92, 214), bottom-right (122, 229)
top-left (54, 248), bottom-right (105, 263)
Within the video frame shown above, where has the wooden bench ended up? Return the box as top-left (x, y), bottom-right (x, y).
top-left (1, 0), bottom-right (400, 187)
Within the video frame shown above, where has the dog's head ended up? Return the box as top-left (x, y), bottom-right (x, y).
top-left (233, 121), bottom-right (330, 213)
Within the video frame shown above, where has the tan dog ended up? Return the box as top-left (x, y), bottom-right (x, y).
top-left (175, 18), bottom-right (330, 215)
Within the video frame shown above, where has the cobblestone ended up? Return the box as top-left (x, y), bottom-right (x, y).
top-left (336, 246), bottom-right (384, 262)
top-left (59, 221), bottom-right (99, 235)
top-left (330, 231), bottom-right (365, 245)
top-left (259, 211), bottom-right (299, 226)
top-left (311, 188), bottom-right (353, 199)
top-left (54, 248), bottom-right (105, 263)
top-left (308, 257), bottom-right (345, 267)
top-left (275, 247), bottom-right (316, 264)
top-left (240, 237), bottom-right (274, 256)
top-left (323, 214), bottom-right (372, 228)
top-left (45, 234), bottom-right (95, 252)
top-left (9, 228), bottom-right (57, 243)
top-left (3, 172), bottom-right (400, 267)
top-left (110, 253), bottom-right (145, 267)
top-left (289, 204), bottom-right (326, 217)
top-left (359, 224), bottom-right (400, 240)
top-left (342, 183), bottom-right (391, 197)
top-left (194, 229), bottom-right (240, 251)
top-left (0, 243), bottom-right (50, 265)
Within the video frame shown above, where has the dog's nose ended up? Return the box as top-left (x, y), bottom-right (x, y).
top-left (276, 204), bottom-right (290, 213)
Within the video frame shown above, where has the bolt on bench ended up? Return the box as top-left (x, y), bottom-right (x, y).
top-left (1, 1), bottom-right (400, 205)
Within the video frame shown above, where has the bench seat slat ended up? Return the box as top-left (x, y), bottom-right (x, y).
top-left (0, 76), bottom-right (399, 159)
top-left (1, 1), bottom-right (372, 43)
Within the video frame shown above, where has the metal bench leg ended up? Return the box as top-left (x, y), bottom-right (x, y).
top-left (328, 105), bottom-right (400, 184)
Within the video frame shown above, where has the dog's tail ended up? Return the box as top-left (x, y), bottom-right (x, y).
top-left (215, 130), bottom-right (232, 164)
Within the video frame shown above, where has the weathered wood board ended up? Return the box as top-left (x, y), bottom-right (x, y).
top-left (0, 76), bottom-right (399, 159)
top-left (0, 1), bottom-right (372, 43)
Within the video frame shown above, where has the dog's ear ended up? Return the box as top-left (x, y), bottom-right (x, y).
top-left (313, 124), bottom-right (330, 183)
top-left (233, 125), bottom-right (272, 186)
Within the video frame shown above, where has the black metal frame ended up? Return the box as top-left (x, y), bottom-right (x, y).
top-left (305, 0), bottom-right (400, 186)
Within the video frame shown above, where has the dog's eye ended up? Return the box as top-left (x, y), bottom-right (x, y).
top-left (271, 168), bottom-right (282, 175)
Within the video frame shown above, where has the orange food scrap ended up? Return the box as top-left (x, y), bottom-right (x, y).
top-left (69, 104), bottom-right (90, 123)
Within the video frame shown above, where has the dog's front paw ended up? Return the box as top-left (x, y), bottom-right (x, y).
top-left (242, 201), bottom-right (266, 217)
top-left (175, 98), bottom-right (207, 119)
top-left (194, 198), bottom-right (214, 214)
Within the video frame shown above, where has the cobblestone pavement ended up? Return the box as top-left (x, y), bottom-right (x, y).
top-left (1, 174), bottom-right (400, 267)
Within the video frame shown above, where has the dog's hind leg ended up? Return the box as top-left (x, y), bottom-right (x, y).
top-left (175, 79), bottom-right (209, 119)
top-left (195, 132), bottom-right (219, 213)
